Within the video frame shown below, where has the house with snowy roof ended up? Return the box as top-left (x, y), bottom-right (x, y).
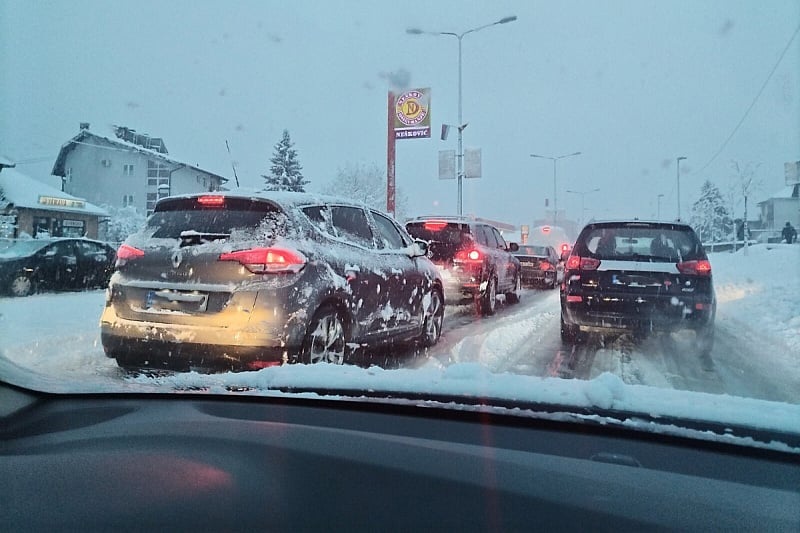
top-left (757, 162), bottom-right (800, 232)
top-left (51, 123), bottom-right (228, 216)
top-left (0, 162), bottom-right (108, 240)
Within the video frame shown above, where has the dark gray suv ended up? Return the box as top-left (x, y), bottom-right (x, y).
top-left (101, 192), bottom-right (444, 371)
top-left (405, 216), bottom-right (521, 315)
top-left (560, 220), bottom-right (715, 354)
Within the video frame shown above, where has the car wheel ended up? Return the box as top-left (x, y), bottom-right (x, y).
top-left (560, 315), bottom-right (581, 344)
top-left (421, 288), bottom-right (444, 347)
top-left (302, 305), bottom-right (348, 364)
top-left (505, 273), bottom-right (521, 304)
top-left (479, 276), bottom-right (497, 316)
top-left (694, 325), bottom-right (714, 356)
top-left (10, 273), bottom-right (33, 297)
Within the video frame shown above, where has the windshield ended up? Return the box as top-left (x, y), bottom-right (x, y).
top-left (1, 0), bottom-right (799, 454)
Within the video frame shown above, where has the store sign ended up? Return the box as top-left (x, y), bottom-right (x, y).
top-left (394, 88), bottom-right (431, 140)
top-left (38, 196), bottom-right (85, 209)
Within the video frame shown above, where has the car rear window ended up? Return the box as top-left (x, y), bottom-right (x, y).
top-left (575, 224), bottom-right (705, 262)
top-left (518, 245), bottom-right (549, 256)
top-left (148, 197), bottom-right (287, 239)
top-left (405, 222), bottom-right (470, 245)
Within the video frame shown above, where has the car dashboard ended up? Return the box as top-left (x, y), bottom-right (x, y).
top-left (1, 382), bottom-right (798, 531)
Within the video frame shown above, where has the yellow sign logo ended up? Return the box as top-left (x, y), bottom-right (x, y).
top-left (395, 90), bottom-right (429, 126)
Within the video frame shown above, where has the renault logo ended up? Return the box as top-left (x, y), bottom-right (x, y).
top-left (172, 250), bottom-right (183, 268)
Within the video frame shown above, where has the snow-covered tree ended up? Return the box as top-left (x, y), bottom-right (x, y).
top-left (103, 205), bottom-right (147, 244)
top-left (262, 129), bottom-right (308, 192)
top-left (689, 180), bottom-right (733, 243)
top-left (321, 162), bottom-right (408, 220)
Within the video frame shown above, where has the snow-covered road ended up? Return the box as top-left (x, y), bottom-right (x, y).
top-left (1, 244), bottom-right (798, 404)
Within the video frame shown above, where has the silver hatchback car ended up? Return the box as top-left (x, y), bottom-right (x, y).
top-left (100, 191), bottom-right (444, 371)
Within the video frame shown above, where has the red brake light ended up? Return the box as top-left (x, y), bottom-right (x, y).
top-left (566, 255), bottom-right (600, 271)
top-left (455, 249), bottom-right (483, 262)
top-left (540, 261), bottom-right (552, 270)
top-left (423, 220), bottom-right (449, 231)
top-left (560, 243), bottom-right (571, 254)
top-left (219, 247), bottom-right (306, 274)
top-left (542, 226), bottom-right (551, 234)
top-left (116, 244), bottom-right (144, 262)
top-left (676, 260), bottom-right (712, 276)
top-left (197, 195), bottom-right (225, 207)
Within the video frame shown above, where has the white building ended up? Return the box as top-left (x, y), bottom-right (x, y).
top-left (52, 124), bottom-right (228, 216)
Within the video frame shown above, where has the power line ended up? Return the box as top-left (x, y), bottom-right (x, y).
top-left (696, 22), bottom-right (800, 175)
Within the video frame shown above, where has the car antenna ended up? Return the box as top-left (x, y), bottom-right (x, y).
top-left (225, 139), bottom-right (241, 188)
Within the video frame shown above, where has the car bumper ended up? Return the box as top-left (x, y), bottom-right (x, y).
top-left (100, 301), bottom-right (300, 371)
top-left (561, 292), bottom-right (715, 332)
top-left (437, 266), bottom-right (484, 303)
top-left (520, 268), bottom-right (556, 285)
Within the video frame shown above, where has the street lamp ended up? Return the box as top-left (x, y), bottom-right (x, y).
top-left (657, 193), bottom-right (664, 220)
top-left (530, 152), bottom-right (582, 224)
top-left (407, 15), bottom-right (517, 216)
top-left (676, 156), bottom-right (687, 220)
top-left (566, 187), bottom-right (600, 226)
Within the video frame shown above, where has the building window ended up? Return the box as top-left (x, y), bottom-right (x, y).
top-left (101, 159), bottom-right (112, 168)
top-left (123, 164), bottom-right (134, 176)
top-left (122, 194), bottom-right (135, 208)
top-left (147, 177), bottom-right (169, 187)
top-left (147, 160), bottom-right (170, 178)
top-left (146, 193), bottom-right (158, 213)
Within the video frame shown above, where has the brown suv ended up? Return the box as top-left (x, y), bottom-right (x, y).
top-left (405, 216), bottom-right (521, 315)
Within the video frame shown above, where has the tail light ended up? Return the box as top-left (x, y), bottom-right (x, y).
top-left (566, 255), bottom-right (600, 271)
top-left (455, 249), bottom-right (483, 262)
top-left (677, 259), bottom-right (712, 276)
top-left (197, 195), bottom-right (225, 207)
top-left (115, 244), bottom-right (144, 266)
top-left (539, 261), bottom-right (552, 270)
top-left (219, 247), bottom-right (306, 274)
top-left (423, 220), bottom-right (448, 231)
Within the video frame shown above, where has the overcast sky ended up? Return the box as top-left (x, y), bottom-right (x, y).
top-left (1, 0), bottom-right (798, 227)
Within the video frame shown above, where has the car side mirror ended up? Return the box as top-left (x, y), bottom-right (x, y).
top-left (410, 239), bottom-right (429, 258)
top-left (508, 242), bottom-right (519, 252)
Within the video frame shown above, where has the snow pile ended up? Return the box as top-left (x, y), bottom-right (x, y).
top-left (711, 244), bottom-right (800, 357)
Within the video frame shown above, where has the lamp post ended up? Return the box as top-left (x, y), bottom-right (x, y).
top-left (530, 152), bottom-right (582, 224)
top-left (676, 156), bottom-right (687, 220)
top-left (566, 187), bottom-right (600, 226)
top-left (657, 193), bottom-right (664, 220)
top-left (407, 15), bottom-right (517, 216)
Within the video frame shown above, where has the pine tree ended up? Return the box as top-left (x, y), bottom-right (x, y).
top-left (262, 129), bottom-right (308, 192)
top-left (690, 180), bottom-right (733, 243)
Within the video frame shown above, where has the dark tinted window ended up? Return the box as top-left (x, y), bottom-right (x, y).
top-left (491, 227), bottom-right (507, 249)
top-left (371, 212), bottom-right (406, 250)
top-left (148, 197), bottom-right (285, 239)
top-left (406, 222), bottom-right (469, 245)
top-left (331, 206), bottom-right (373, 247)
top-left (518, 245), bottom-right (550, 256)
top-left (576, 224), bottom-right (705, 261)
top-left (302, 205), bottom-right (333, 234)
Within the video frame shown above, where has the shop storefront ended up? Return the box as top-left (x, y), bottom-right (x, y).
top-left (0, 168), bottom-right (108, 240)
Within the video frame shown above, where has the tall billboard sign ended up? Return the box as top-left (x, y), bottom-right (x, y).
top-left (387, 88), bottom-right (431, 216)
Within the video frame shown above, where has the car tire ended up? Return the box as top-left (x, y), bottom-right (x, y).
top-left (479, 275), bottom-right (497, 316)
top-left (302, 305), bottom-right (349, 364)
top-left (421, 288), bottom-right (444, 347)
top-left (10, 273), bottom-right (33, 297)
top-left (694, 324), bottom-right (714, 356)
top-left (505, 274), bottom-right (521, 304)
top-left (560, 315), bottom-right (581, 344)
